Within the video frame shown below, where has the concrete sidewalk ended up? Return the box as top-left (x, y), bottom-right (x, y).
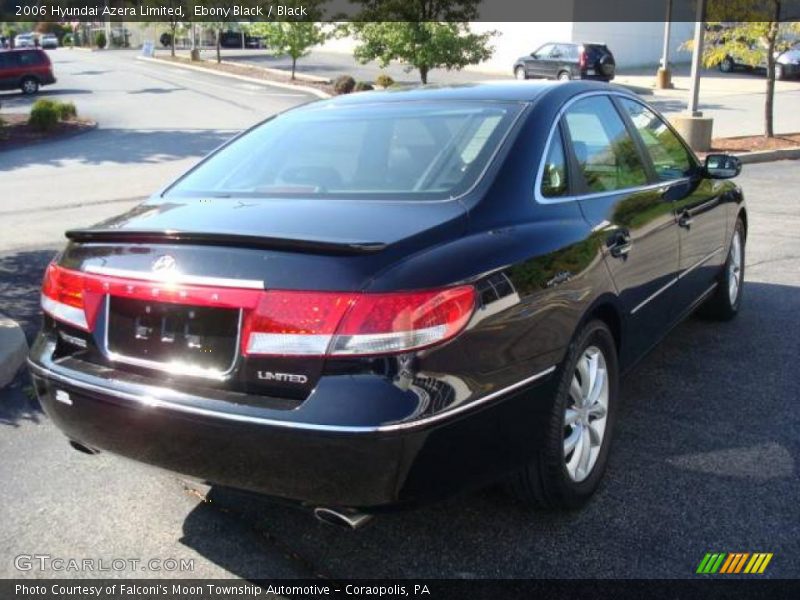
top-left (0, 314), bottom-right (27, 388)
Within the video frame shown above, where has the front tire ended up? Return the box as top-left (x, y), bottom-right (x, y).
top-left (719, 57), bottom-right (735, 73)
top-left (508, 320), bottom-right (618, 509)
top-left (21, 77), bottom-right (39, 95)
top-left (514, 66), bottom-right (527, 80)
top-left (699, 218), bottom-right (745, 320)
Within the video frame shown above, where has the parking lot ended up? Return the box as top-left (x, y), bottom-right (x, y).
top-left (0, 50), bottom-right (798, 580)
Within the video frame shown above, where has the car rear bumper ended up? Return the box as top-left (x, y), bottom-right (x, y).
top-left (28, 335), bottom-right (558, 510)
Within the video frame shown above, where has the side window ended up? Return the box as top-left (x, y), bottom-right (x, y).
top-left (534, 44), bottom-right (555, 58)
top-left (19, 51), bottom-right (39, 65)
top-left (619, 98), bottom-right (694, 181)
top-left (563, 96), bottom-right (648, 194)
top-left (540, 127), bottom-right (569, 198)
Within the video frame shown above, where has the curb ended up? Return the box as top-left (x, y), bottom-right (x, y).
top-left (732, 147), bottom-right (800, 164)
top-left (0, 120), bottom-right (97, 154)
top-left (0, 314), bottom-right (28, 389)
top-left (136, 56), bottom-right (332, 99)
top-left (219, 59), bottom-right (330, 84)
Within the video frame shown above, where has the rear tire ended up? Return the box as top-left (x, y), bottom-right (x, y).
top-left (698, 218), bottom-right (745, 321)
top-left (21, 77), bottom-right (39, 95)
top-left (557, 70), bottom-right (571, 81)
top-left (515, 66), bottom-right (527, 80)
top-left (508, 320), bottom-right (618, 510)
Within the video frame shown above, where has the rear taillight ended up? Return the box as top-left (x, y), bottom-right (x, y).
top-left (41, 263), bottom-right (101, 331)
top-left (578, 50), bottom-right (588, 70)
top-left (243, 286), bottom-right (476, 357)
top-left (41, 263), bottom-right (476, 357)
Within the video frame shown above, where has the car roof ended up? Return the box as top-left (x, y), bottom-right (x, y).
top-left (313, 80), bottom-right (630, 107)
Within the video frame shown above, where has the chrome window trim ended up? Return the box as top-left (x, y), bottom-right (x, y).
top-left (28, 349), bottom-right (556, 433)
top-left (630, 246), bottom-right (723, 315)
top-left (534, 90), bottom-right (693, 205)
top-left (84, 265), bottom-right (265, 290)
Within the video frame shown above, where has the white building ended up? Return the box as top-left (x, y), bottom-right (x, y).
top-left (323, 22), bottom-right (696, 73)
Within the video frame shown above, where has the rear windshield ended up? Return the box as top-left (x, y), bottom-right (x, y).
top-left (168, 101), bottom-right (521, 200)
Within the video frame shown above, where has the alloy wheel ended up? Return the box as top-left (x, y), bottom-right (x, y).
top-left (515, 67), bottom-right (526, 80)
top-left (22, 79), bottom-right (37, 94)
top-left (564, 346), bottom-right (609, 482)
top-left (728, 231), bottom-right (742, 304)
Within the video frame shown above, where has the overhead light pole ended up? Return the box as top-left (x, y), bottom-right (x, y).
top-left (670, 0), bottom-right (713, 151)
top-left (687, 0), bottom-right (707, 116)
top-left (656, 0), bottom-right (673, 89)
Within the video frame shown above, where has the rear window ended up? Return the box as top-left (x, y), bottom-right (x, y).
top-left (168, 101), bottom-right (521, 200)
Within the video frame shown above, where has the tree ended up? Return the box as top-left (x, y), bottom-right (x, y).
top-left (696, 0), bottom-right (800, 138)
top-left (141, 0), bottom-right (183, 57)
top-left (250, 2), bottom-right (329, 79)
top-left (345, 1), bottom-right (496, 84)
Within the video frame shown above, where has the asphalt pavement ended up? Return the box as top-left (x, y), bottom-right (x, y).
top-left (0, 49), bottom-right (798, 580)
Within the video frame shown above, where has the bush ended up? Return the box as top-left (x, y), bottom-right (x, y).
top-left (354, 81), bottom-right (374, 92)
top-left (160, 32), bottom-right (172, 48)
top-left (333, 75), bottom-right (356, 95)
top-left (375, 73), bottom-right (394, 88)
top-left (56, 101), bottom-right (77, 121)
top-left (94, 31), bottom-right (106, 49)
top-left (29, 99), bottom-right (59, 132)
top-left (63, 33), bottom-right (73, 47)
top-left (28, 100), bottom-right (78, 131)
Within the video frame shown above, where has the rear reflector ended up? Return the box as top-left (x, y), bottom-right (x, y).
top-left (41, 263), bottom-right (476, 357)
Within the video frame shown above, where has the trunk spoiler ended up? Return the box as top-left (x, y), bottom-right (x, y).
top-left (64, 229), bottom-right (387, 256)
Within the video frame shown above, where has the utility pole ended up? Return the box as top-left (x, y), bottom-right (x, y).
top-left (656, 0), bottom-right (673, 88)
top-left (672, 0), bottom-right (713, 152)
top-left (687, 0), bottom-right (707, 117)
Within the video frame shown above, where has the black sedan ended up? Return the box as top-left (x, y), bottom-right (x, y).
top-left (29, 82), bottom-right (745, 528)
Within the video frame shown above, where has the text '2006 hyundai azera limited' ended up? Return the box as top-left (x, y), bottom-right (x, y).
top-left (29, 81), bottom-right (746, 529)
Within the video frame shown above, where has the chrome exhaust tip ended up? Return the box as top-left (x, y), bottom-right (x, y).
top-left (313, 507), bottom-right (373, 530)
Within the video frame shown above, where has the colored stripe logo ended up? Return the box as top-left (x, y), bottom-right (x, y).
top-left (696, 552), bottom-right (773, 574)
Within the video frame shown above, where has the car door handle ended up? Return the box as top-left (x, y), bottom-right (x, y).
top-left (678, 210), bottom-right (694, 229)
top-left (607, 230), bottom-right (633, 258)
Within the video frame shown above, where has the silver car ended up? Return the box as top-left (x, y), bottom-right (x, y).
top-left (41, 34), bottom-right (58, 49)
top-left (719, 43), bottom-right (800, 80)
top-left (14, 34), bottom-right (34, 48)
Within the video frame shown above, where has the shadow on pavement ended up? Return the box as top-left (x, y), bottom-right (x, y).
top-left (0, 248), bottom-right (58, 341)
top-left (0, 128), bottom-right (237, 172)
top-left (179, 281), bottom-right (799, 579)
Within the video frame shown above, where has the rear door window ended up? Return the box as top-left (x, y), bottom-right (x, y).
top-left (562, 96), bottom-right (648, 194)
top-left (618, 98), bottom-right (694, 181)
top-left (19, 51), bottom-right (43, 66)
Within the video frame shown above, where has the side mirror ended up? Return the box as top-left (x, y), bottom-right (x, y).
top-left (530, 52), bottom-right (537, 58)
top-left (704, 153), bottom-right (741, 179)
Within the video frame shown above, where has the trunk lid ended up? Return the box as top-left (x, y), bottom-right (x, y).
top-left (54, 195), bottom-right (467, 400)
